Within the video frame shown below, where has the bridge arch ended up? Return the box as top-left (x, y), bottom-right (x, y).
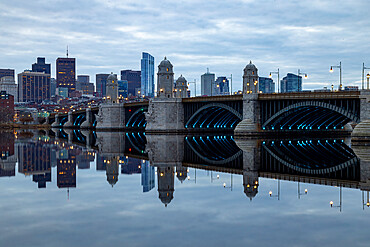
top-left (262, 101), bottom-right (360, 130)
top-left (73, 114), bottom-right (86, 126)
top-left (126, 106), bottom-right (148, 128)
top-left (185, 103), bottom-right (242, 129)
top-left (185, 136), bottom-right (242, 165)
top-left (262, 139), bottom-right (359, 175)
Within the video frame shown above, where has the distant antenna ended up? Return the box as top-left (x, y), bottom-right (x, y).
top-left (66, 45), bottom-right (69, 58)
top-left (207, 68), bottom-right (209, 74)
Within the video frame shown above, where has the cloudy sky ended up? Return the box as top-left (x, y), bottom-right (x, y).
top-left (1, 0), bottom-right (370, 93)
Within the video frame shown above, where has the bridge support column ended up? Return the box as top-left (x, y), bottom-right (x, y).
top-left (51, 114), bottom-right (60, 128)
top-left (81, 130), bottom-right (93, 149)
top-left (63, 112), bottom-right (74, 128)
top-left (96, 131), bottom-right (125, 155)
top-left (145, 134), bottom-right (184, 167)
top-left (234, 94), bottom-right (261, 136)
top-left (352, 146), bottom-right (370, 191)
top-left (352, 91), bottom-right (370, 142)
top-left (95, 103), bottom-right (125, 130)
top-left (145, 98), bottom-right (184, 133)
top-left (235, 138), bottom-right (261, 200)
top-left (81, 108), bottom-right (93, 129)
top-left (64, 129), bottom-right (74, 143)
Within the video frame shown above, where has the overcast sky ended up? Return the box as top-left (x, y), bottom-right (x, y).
top-left (1, 0), bottom-right (370, 93)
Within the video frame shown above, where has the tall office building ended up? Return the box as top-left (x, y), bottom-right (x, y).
top-left (259, 77), bottom-right (275, 93)
top-left (32, 57), bottom-right (51, 74)
top-left (56, 57), bottom-right (76, 94)
top-left (121, 70), bottom-right (141, 97)
top-left (215, 76), bottom-right (230, 95)
top-left (280, 73), bottom-right (302, 93)
top-left (141, 52), bottom-right (155, 97)
top-left (0, 76), bottom-right (17, 101)
top-left (96, 73), bottom-right (109, 97)
top-left (50, 78), bottom-right (57, 96)
top-left (77, 75), bottom-right (89, 83)
top-left (118, 80), bottom-right (128, 98)
top-left (18, 70), bottom-right (50, 103)
top-left (141, 161), bottom-right (154, 192)
top-left (0, 91), bottom-right (14, 122)
top-left (76, 75), bottom-right (94, 95)
top-left (201, 69), bottom-right (215, 96)
top-left (0, 69), bottom-right (15, 80)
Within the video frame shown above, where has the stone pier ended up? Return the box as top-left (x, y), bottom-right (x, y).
top-left (95, 103), bottom-right (125, 130)
top-left (352, 91), bottom-right (370, 142)
top-left (81, 108), bottom-right (93, 129)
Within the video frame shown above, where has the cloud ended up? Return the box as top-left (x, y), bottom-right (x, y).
top-left (0, 0), bottom-right (369, 91)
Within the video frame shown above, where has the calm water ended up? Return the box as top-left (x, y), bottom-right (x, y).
top-left (1, 130), bottom-right (370, 247)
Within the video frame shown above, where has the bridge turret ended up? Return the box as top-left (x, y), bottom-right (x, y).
top-left (157, 57), bottom-right (174, 98)
top-left (106, 73), bottom-right (119, 104)
top-left (243, 61), bottom-right (259, 94)
top-left (174, 75), bottom-right (188, 98)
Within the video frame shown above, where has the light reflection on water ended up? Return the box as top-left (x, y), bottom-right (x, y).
top-left (0, 130), bottom-right (370, 247)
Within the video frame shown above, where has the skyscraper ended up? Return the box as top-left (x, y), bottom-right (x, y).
top-left (76, 75), bottom-right (94, 95)
top-left (201, 69), bottom-right (215, 96)
top-left (141, 52), bottom-right (155, 97)
top-left (141, 161), bottom-right (154, 192)
top-left (17, 70), bottom-right (50, 103)
top-left (0, 76), bottom-right (17, 101)
top-left (280, 73), bottom-right (302, 93)
top-left (0, 69), bottom-right (15, 80)
top-left (121, 70), bottom-right (141, 97)
top-left (32, 57), bottom-right (51, 74)
top-left (215, 76), bottom-right (230, 95)
top-left (96, 73), bottom-right (109, 97)
top-left (259, 77), bottom-right (275, 93)
top-left (56, 57), bottom-right (76, 94)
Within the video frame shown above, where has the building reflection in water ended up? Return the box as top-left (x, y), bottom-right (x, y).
top-left (0, 131), bottom-right (16, 177)
top-left (3, 130), bottom-right (370, 211)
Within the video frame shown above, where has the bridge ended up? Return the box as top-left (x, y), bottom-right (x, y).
top-left (47, 91), bottom-right (370, 137)
top-left (47, 59), bottom-right (370, 137)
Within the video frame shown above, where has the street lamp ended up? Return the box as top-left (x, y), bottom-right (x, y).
top-left (330, 185), bottom-right (342, 212)
top-left (367, 73), bottom-right (370, 90)
top-left (187, 168), bottom-right (197, 184)
top-left (297, 182), bottom-right (308, 199)
top-left (298, 69), bottom-right (308, 91)
top-left (268, 179), bottom-right (280, 200)
top-left (330, 62), bottom-right (342, 91)
top-left (362, 63), bottom-right (370, 90)
top-left (210, 171), bottom-right (220, 183)
top-left (187, 79), bottom-right (196, 97)
top-left (222, 174), bottom-right (233, 191)
top-left (362, 191), bottom-right (370, 210)
top-left (269, 68), bottom-right (279, 93)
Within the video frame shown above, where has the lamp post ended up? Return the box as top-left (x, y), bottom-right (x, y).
top-left (367, 73), bottom-right (370, 90)
top-left (223, 174), bottom-right (233, 191)
top-left (297, 182), bottom-right (308, 199)
top-left (269, 68), bottom-right (279, 93)
top-left (330, 185), bottom-right (342, 212)
top-left (269, 179), bottom-right (280, 200)
top-left (187, 79), bottom-right (196, 97)
top-left (330, 62), bottom-right (342, 91)
top-left (298, 69), bottom-right (308, 92)
top-left (210, 171), bottom-right (220, 183)
top-left (187, 168), bottom-right (197, 184)
top-left (362, 191), bottom-right (370, 210)
top-left (227, 74), bottom-right (233, 95)
top-left (362, 63), bottom-right (370, 90)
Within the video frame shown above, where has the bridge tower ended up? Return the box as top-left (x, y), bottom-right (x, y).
top-left (234, 61), bottom-right (261, 135)
top-left (145, 57), bottom-right (185, 133)
top-left (106, 73), bottom-right (118, 104)
top-left (243, 61), bottom-right (259, 94)
top-left (174, 75), bottom-right (189, 98)
top-left (157, 57), bottom-right (174, 98)
top-left (95, 73), bottom-right (125, 129)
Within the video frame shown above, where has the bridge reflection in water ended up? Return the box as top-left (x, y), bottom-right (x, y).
top-left (11, 129), bottom-right (370, 208)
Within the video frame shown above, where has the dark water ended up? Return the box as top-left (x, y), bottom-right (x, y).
top-left (1, 130), bottom-right (370, 247)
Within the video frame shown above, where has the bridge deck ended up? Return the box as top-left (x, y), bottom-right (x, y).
top-left (259, 91), bottom-right (361, 100)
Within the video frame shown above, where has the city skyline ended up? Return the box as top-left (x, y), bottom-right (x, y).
top-left (0, 0), bottom-right (369, 92)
